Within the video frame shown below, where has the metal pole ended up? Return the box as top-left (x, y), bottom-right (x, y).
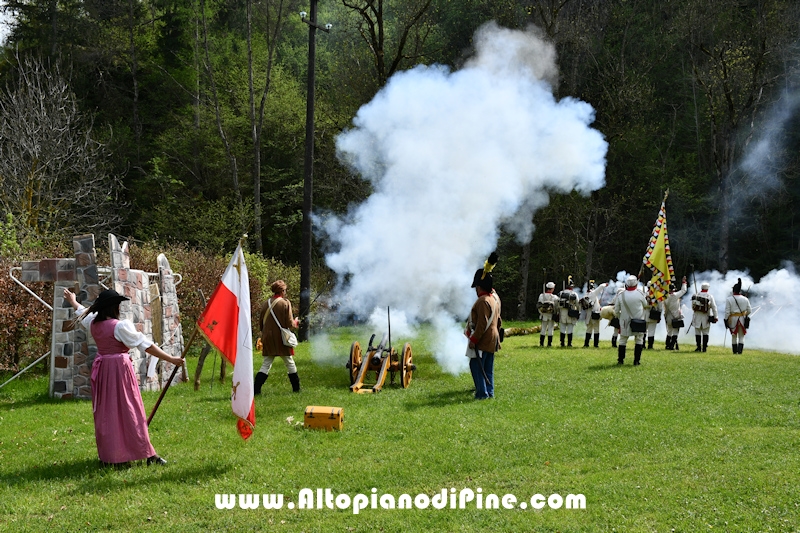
top-left (299, 0), bottom-right (319, 343)
top-left (0, 352), bottom-right (50, 390)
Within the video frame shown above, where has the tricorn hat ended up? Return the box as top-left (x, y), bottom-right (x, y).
top-left (471, 252), bottom-right (498, 291)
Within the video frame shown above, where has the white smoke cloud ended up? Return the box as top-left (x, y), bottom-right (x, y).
top-left (681, 266), bottom-right (800, 353)
top-left (315, 22), bottom-right (607, 373)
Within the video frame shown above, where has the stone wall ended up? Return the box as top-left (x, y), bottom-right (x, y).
top-left (22, 234), bottom-right (185, 399)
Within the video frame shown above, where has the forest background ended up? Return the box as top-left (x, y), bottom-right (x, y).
top-left (2, 0), bottom-right (800, 369)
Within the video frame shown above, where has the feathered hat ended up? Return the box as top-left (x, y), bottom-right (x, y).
top-left (567, 275), bottom-right (574, 288)
top-left (471, 252), bottom-right (498, 291)
top-left (733, 277), bottom-right (742, 295)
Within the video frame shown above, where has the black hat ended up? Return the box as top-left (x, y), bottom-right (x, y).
top-left (733, 278), bottom-right (742, 294)
top-left (471, 252), bottom-right (498, 291)
top-left (92, 289), bottom-right (129, 310)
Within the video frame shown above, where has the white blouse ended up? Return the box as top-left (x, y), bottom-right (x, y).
top-left (75, 304), bottom-right (154, 351)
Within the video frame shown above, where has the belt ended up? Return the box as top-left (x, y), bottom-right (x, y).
top-left (729, 312), bottom-right (746, 317)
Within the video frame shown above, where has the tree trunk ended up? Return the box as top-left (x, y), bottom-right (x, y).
top-left (516, 241), bottom-right (530, 320)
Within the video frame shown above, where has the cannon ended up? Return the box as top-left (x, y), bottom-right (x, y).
top-left (347, 332), bottom-right (415, 393)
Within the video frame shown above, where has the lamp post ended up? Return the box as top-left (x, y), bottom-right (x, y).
top-left (299, 2), bottom-right (331, 342)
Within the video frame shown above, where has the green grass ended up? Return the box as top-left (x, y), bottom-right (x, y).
top-left (2, 324), bottom-right (800, 532)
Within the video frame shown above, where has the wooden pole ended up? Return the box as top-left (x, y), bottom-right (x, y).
top-left (147, 327), bottom-right (199, 426)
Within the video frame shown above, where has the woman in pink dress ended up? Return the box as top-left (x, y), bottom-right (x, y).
top-left (63, 288), bottom-right (183, 467)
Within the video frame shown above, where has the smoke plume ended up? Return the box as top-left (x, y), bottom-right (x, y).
top-left (314, 23), bottom-right (607, 373)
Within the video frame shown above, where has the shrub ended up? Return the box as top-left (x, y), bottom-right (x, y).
top-left (0, 240), bottom-right (71, 375)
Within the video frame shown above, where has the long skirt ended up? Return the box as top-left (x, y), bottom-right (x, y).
top-left (91, 353), bottom-right (156, 464)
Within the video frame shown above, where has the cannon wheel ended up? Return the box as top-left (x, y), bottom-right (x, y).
top-left (400, 342), bottom-right (413, 388)
top-left (349, 341), bottom-right (362, 385)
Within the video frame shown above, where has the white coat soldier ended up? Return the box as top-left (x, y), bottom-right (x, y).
top-left (607, 287), bottom-right (625, 347)
top-left (537, 282), bottom-right (558, 347)
top-left (644, 281), bottom-right (664, 350)
top-left (614, 275), bottom-right (647, 365)
top-left (663, 277), bottom-right (688, 350)
top-left (724, 278), bottom-right (752, 354)
top-left (691, 281), bottom-right (718, 352)
top-left (583, 280), bottom-right (608, 348)
top-left (557, 276), bottom-right (580, 347)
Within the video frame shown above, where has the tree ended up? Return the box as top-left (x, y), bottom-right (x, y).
top-left (678, 0), bottom-right (797, 272)
top-left (341, 0), bottom-right (435, 87)
top-left (0, 55), bottom-right (123, 243)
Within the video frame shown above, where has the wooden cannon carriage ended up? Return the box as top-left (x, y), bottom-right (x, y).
top-left (346, 332), bottom-right (415, 393)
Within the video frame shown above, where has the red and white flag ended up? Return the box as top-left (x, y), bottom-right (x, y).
top-left (197, 243), bottom-right (255, 440)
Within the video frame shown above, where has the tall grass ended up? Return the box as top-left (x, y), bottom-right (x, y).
top-left (1, 326), bottom-right (799, 532)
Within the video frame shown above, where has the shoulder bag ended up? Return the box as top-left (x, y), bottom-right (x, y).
top-left (268, 298), bottom-right (298, 347)
top-left (622, 292), bottom-right (647, 333)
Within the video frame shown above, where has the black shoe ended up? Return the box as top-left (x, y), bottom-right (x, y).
top-left (254, 372), bottom-right (268, 395)
top-left (147, 455), bottom-right (167, 466)
top-left (288, 372), bottom-right (301, 393)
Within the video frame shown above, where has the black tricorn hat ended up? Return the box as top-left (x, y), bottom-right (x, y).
top-left (92, 289), bottom-right (130, 310)
top-left (471, 252), bottom-right (498, 290)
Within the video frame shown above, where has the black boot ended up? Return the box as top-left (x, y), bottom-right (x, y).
top-left (584, 333), bottom-right (591, 347)
top-left (738, 343), bottom-right (744, 354)
top-left (732, 344), bottom-right (737, 354)
top-left (548, 336), bottom-right (553, 347)
top-left (673, 336), bottom-right (680, 351)
top-left (594, 333), bottom-right (600, 347)
top-left (694, 335), bottom-right (702, 352)
top-left (567, 333), bottom-right (573, 347)
top-left (560, 333), bottom-right (565, 347)
top-left (647, 336), bottom-right (654, 350)
top-left (611, 336), bottom-right (617, 348)
top-left (617, 345), bottom-right (626, 365)
top-left (540, 335), bottom-right (545, 347)
top-left (254, 372), bottom-right (268, 395)
top-left (288, 372), bottom-right (301, 392)
top-left (665, 336), bottom-right (673, 350)
top-left (702, 335), bottom-right (709, 352)
top-left (634, 343), bottom-right (643, 365)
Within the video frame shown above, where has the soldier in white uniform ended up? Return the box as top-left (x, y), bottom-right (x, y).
top-left (644, 281), bottom-right (663, 350)
top-left (724, 278), bottom-right (752, 354)
top-left (691, 281), bottom-right (718, 352)
top-left (583, 280), bottom-right (608, 348)
top-left (608, 287), bottom-right (625, 347)
top-left (558, 276), bottom-right (580, 347)
top-left (537, 282), bottom-right (558, 347)
top-left (614, 275), bottom-right (647, 365)
top-left (663, 277), bottom-right (687, 350)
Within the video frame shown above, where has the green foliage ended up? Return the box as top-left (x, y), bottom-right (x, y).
top-left (0, 213), bottom-right (20, 257)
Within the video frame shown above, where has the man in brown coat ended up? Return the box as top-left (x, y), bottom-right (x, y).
top-left (465, 253), bottom-right (502, 400)
top-left (254, 280), bottom-right (301, 393)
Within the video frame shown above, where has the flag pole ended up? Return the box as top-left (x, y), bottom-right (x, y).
top-left (148, 327), bottom-right (200, 426)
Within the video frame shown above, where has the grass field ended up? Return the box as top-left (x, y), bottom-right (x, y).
top-left (1, 324), bottom-right (799, 532)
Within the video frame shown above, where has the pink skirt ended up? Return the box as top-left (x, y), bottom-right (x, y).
top-left (91, 354), bottom-right (156, 463)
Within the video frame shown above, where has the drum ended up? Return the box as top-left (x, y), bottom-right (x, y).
top-left (600, 305), bottom-right (615, 321)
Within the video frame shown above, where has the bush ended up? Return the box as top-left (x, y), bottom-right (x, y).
top-left (126, 241), bottom-right (330, 338)
top-left (0, 241), bottom-right (71, 375)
